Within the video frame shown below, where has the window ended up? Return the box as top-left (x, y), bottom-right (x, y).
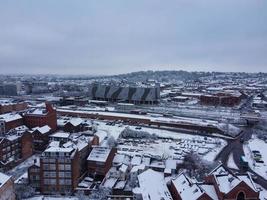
top-left (58, 164), bottom-right (64, 170)
top-left (59, 172), bottom-right (64, 177)
top-left (42, 158), bottom-right (49, 163)
top-left (43, 179), bottom-right (50, 185)
top-left (49, 164), bottom-right (56, 170)
top-left (50, 172), bottom-right (56, 177)
top-left (43, 164), bottom-right (49, 169)
top-left (65, 179), bottom-right (72, 185)
top-left (58, 164), bottom-right (71, 171)
top-left (44, 172), bottom-right (50, 177)
top-left (65, 164), bottom-right (71, 171)
top-left (59, 179), bottom-right (65, 185)
top-left (65, 172), bottom-right (71, 178)
top-left (50, 179), bottom-right (56, 185)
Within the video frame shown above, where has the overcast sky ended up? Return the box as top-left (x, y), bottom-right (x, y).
top-left (0, 0), bottom-right (266, 75)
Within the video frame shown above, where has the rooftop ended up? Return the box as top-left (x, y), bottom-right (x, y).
top-left (87, 147), bottom-right (112, 162)
top-left (135, 169), bottom-right (173, 200)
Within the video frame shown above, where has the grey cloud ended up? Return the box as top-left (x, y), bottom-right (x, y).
top-left (0, 0), bottom-right (266, 74)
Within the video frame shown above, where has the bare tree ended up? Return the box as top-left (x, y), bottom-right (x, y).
top-left (183, 152), bottom-right (218, 180)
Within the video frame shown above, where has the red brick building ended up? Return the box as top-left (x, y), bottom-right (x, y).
top-left (29, 133), bottom-right (98, 194)
top-left (28, 159), bottom-right (41, 191)
top-left (200, 91), bottom-right (242, 107)
top-left (23, 103), bottom-right (57, 131)
top-left (87, 147), bottom-right (117, 178)
top-left (0, 101), bottom-right (27, 114)
top-left (31, 125), bottom-right (52, 152)
top-left (62, 118), bottom-right (92, 133)
top-left (169, 165), bottom-right (260, 200)
top-left (204, 165), bottom-right (259, 200)
top-left (0, 128), bottom-right (33, 170)
top-left (0, 113), bottom-right (24, 134)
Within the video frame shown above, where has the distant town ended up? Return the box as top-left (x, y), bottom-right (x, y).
top-left (0, 71), bottom-right (267, 199)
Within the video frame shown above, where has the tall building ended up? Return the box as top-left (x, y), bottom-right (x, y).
top-left (0, 84), bottom-right (18, 96)
top-left (0, 126), bottom-right (33, 170)
top-left (30, 133), bottom-right (98, 194)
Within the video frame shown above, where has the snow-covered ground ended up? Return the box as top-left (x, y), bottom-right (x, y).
top-left (227, 153), bottom-right (239, 170)
top-left (94, 121), bottom-right (226, 162)
top-left (244, 136), bottom-right (267, 180)
top-left (255, 183), bottom-right (267, 200)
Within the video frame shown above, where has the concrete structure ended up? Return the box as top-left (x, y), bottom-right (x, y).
top-left (89, 83), bottom-right (160, 105)
top-left (0, 84), bottom-right (18, 96)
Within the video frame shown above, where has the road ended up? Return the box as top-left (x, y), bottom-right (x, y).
top-left (216, 126), bottom-right (267, 190)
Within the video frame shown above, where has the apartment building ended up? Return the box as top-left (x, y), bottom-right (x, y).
top-left (30, 133), bottom-right (98, 194)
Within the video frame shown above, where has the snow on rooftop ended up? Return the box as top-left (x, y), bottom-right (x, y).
top-left (199, 184), bottom-right (218, 200)
top-left (113, 154), bottom-right (126, 164)
top-left (216, 174), bottom-right (241, 194)
top-left (0, 172), bottom-right (11, 187)
top-left (32, 125), bottom-right (51, 134)
top-left (87, 147), bottom-right (112, 162)
top-left (103, 177), bottom-right (118, 188)
top-left (172, 173), bottom-right (205, 200)
top-left (45, 146), bottom-right (74, 153)
top-left (0, 113), bottom-right (22, 122)
top-left (69, 117), bottom-right (83, 126)
top-left (131, 155), bottom-right (142, 166)
top-left (136, 169), bottom-right (173, 200)
top-left (50, 132), bottom-right (70, 138)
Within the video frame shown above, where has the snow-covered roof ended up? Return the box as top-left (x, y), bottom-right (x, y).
top-left (210, 164), bottom-right (258, 194)
top-left (103, 177), bottom-right (118, 188)
top-left (0, 113), bottom-right (22, 122)
top-left (171, 173), bottom-right (205, 200)
top-left (199, 184), bottom-right (218, 200)
top-left (0, 172), bottom-right (11, 187)
top-left (45, 146), bottom-right (74, 153)
top-left (119, 164), bottom-right (128, 173)
top-left (87, 147), bottom-right (112, 162)
top-left (131, 155), bottom-right (142, 166)
top-left (50, 132), bottom-right (70, 139)
top-left (136, 169), bottom-right (173, 200)
top-left (32, 125), bottom-right (51, 134)
top-left (165, 159), bottom-right (177, 170)
top-left (69, 118), bottom-right (83, 127)
top-left (215, 173), bottom-right (258, 194)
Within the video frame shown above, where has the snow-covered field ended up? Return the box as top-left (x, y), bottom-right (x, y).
top-left (244, 136), bottom-right (267, 180)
